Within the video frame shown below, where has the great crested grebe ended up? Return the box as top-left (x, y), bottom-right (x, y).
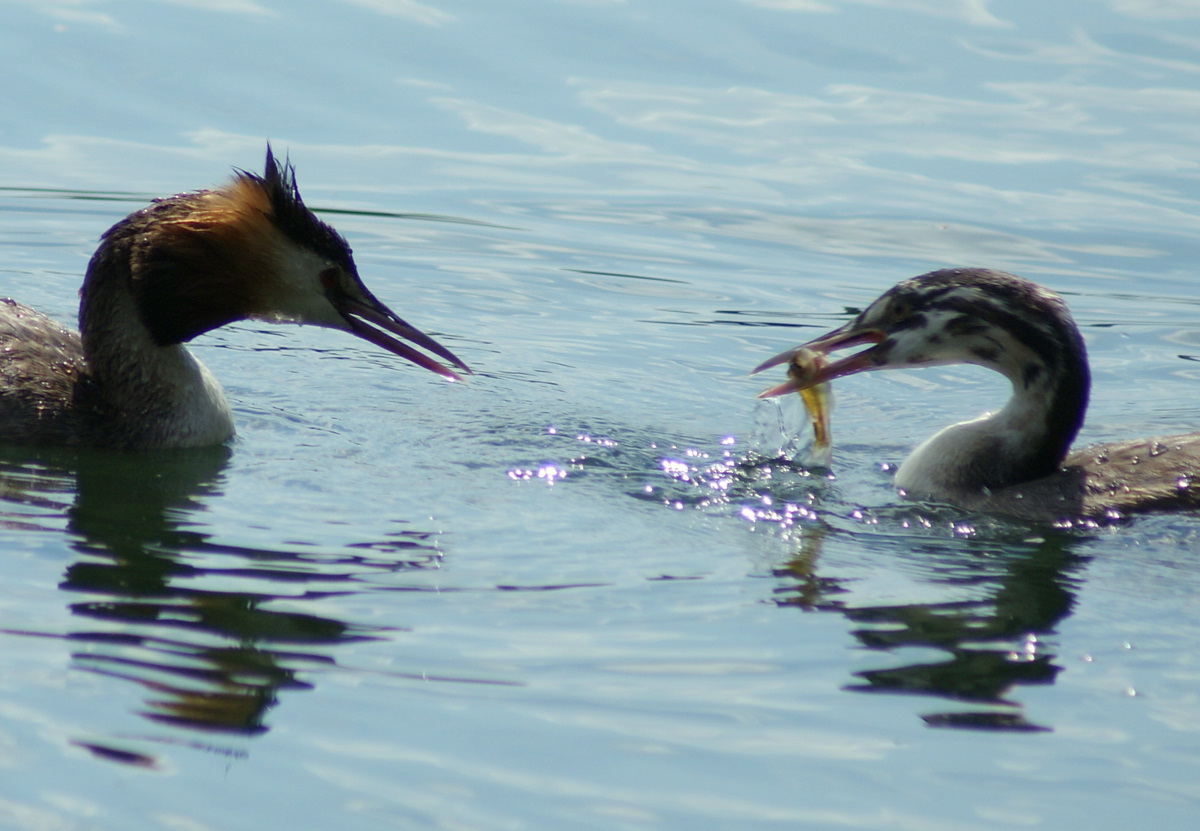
top-left (0, 147), bottom-right (470, 450)
top-left (754, 268), bottom-right (1200, 520)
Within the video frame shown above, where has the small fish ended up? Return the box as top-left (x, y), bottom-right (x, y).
top-left (774, 348), bottom-right (831, 468)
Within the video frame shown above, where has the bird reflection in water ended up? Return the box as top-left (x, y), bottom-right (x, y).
top-left (639, 426), bottom-right (1088, 731)
top-left (0, 446), bottom-right (444, 764)
top-left (772, 520), bottom-right (1087, 731)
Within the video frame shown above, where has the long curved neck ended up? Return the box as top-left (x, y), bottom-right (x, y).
top-left (894, 347), bottom-right (1090, 499)
top-left (77, 227), bottom-right (235, 450)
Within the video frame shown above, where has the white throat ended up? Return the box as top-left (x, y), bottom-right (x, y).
top-left (152, 345), bottom-right (237, 448)
top-left (893, 382), bottom-right (1054, 500)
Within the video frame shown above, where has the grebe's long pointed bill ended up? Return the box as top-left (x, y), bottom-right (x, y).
top-left (754, 324), bottom-right (885, 399)
top-left (334, 293), bottom-right (471, 382)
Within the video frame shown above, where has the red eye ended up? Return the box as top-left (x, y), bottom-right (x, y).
top-left (320, 268), bottom-right (339, 291)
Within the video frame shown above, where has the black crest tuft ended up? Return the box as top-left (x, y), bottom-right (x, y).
top-left (247, 145), bottom-right (358, 272)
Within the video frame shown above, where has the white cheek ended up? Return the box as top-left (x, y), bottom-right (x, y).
top-left (253, 242), bottom-right (346, 329)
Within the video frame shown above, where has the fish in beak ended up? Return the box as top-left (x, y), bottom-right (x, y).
top-left (753, 323), bottom-right (886, 398)
top-left (752, 322), bottom-right (892, 468)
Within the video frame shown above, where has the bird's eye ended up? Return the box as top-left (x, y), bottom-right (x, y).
top-left (319, 268), bottom-right (342, 293)
top-left (889, 298), bottom-right (912, 321)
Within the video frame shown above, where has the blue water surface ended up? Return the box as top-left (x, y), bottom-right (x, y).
top-left (2, 1), bottom-right (1200, 829)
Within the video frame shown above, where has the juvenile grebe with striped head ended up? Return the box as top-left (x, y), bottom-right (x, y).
top-left (754, 268), bottom-right (1200, 520)
top-left (0, 147), bottom-right (470, 450)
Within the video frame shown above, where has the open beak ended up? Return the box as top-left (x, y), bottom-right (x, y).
top-left (753, 324), bottom-right (886, 399)
top-left (333, 286), bottom-right (471, 382)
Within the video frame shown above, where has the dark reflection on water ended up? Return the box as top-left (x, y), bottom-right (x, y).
top-left (0, 445), bottom-right (445, 762)
top-left (628, 424), bottom-right (1092, 733)
top-left (773, 522), bottom-right (1088, 732)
